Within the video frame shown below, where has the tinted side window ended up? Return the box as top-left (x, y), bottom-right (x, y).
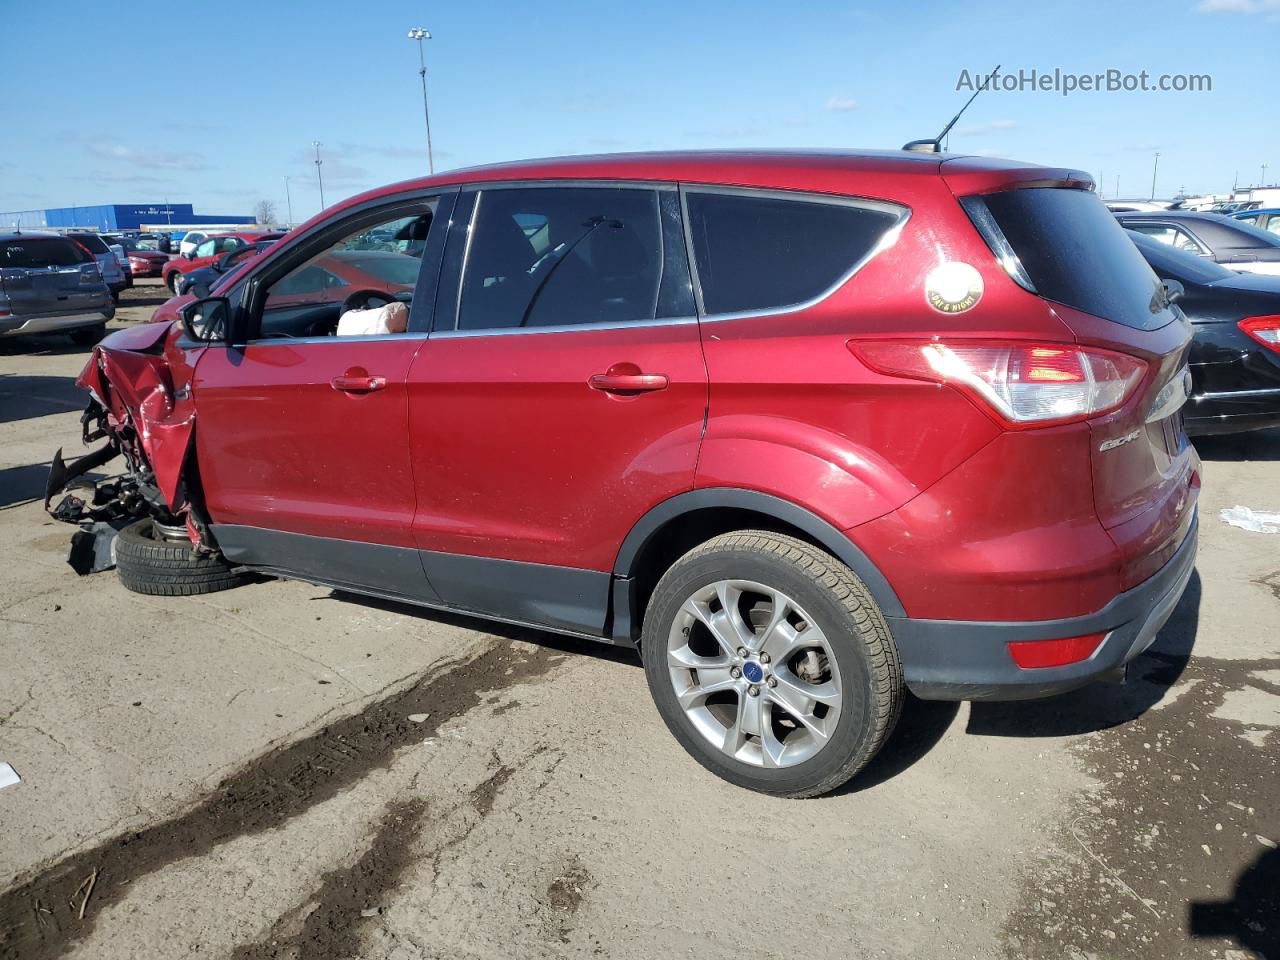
top-left (685, 191), bottom-right (901, 315)
top-left (457, 187), bottom-right (663, 331)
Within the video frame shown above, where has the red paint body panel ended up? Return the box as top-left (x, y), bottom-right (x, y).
top-left (67, 150), bottom-right (1198, 661)
top-left (406, 323), bottom-right (706, 571)
top-left (192, 340), bottom-right (423, 546)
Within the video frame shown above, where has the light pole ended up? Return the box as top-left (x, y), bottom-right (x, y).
top-left (312, 141), bottom-right (326, 211)
top-left (284, 176), bottom-right (295, 228)
top-left (1263, 163), bottom-right (1270, 187)
top-left (408, 28), bottom-right (435, 174)
top-left (1150, 151), bottom-right (1160, 201)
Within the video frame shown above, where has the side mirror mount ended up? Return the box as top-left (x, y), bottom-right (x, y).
top-left (179, 297), bottom-right (229, 343)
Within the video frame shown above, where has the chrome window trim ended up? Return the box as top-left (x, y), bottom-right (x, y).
top-left (460, 178), bottom-right (677, 193)
top-left (677, 183), bottom-right (912, 323)
top-left (236, 333), bottom-right (432, 347)
top-left (432, 315), bottom-right (698, 339)
top-left (959, 195), bottom-right (1037, 293)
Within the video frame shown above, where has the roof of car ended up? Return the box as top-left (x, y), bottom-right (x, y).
top-left (0, 231), bottom-right (64, 243)
top-left (1234, 208), bottom-right (1280, 217)
top-left (1117, 209), bottom-right (1280, 247)
top-left (291, 149), bottom-right (1090, 236)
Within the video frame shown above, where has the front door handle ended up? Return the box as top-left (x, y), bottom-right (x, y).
top-left (331, 374), bottom-right (388, 393)
top-left (589, 372), bottom-right (669, 394)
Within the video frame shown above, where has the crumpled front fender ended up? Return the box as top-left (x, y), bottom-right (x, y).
top-left (77, 340), bottom-right (194, 510)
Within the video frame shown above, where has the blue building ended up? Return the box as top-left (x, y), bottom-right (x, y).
top-left (1, 203), bottom-right (255, 231)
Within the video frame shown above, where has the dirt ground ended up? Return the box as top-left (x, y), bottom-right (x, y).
top-left (1, 281), bottom-right (1277, 959)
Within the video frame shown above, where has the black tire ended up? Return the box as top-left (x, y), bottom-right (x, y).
top-left (69, 323), bottom-right (106, 346)
top-left (641, 531), bottom-right (903, 798)
top-left (167, 272), bottom-right (183, 295)
top-left (115, 518), bottom-right (249, 596)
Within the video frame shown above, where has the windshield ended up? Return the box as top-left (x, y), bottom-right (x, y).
top-left (1222, 217), bottom-right (1280, 248)
top-left (338, 253), bottom-right (423, 286)
top-left (962, 187), bottom-right (1168, 331)
top-left (1125, 230), bottom-right (1235, 284)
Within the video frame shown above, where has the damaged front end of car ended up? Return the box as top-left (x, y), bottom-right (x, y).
top-left (44, 325), bottom-right (217, 575)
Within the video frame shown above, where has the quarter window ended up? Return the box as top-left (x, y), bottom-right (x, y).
top-left (457, 187), bottom-right (664, 331)
top-left (1127, 223), bottom-right (1208, 255)
top-left (684, 190), bottom-right (903, 315)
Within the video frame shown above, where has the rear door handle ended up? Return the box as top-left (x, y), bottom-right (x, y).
top-left (331, 375), bottom-right (388, 393)
top-left (588, 373), bottom-right (669, 394)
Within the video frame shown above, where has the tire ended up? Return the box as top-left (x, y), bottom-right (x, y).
top-left (69, 323), bottom-right (106, 346)
top-left (641, 531), bottom-right (903, 798)
top-left (167, 272), bottom-right (182, 295)
top-left (115, 518), bottom-right (249, 596)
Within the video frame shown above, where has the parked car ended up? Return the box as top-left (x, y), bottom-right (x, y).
top-left (65, 231), bottom-right (128, 299)
top-left (47, 150), bottom-right (1198, 797)
top-left (177, 230), bottom-right (206, 257)
top-left (164, 231), bottom-right (284, 294)
top-left (1115, 211), bottom-right (1280, 276)
top-left (1126, 229), bottom-right (1280, 435)
top-left (0, 232), bottom-right (114, 343)
top-left (104, 235), bottom-right (170, 278)
top-left (1104, 199), bottom-right (1178, 213)
top-left (1232, 208), bottom-right (1280, 236)
top-left (175, 240), bottom-right (277, 296)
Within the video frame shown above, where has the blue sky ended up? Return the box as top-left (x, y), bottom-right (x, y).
top-left (2, 0), bottom-right (1276, 222)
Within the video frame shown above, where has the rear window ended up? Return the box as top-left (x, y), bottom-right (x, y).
top-left (68, 234), bottom-right (110, 255)
top-left (1, 237), bottom-right (92, 268)
top-left (962, 188), bottom-right (1167, 330)
top-left (685, 190), bottom-right (903, 315)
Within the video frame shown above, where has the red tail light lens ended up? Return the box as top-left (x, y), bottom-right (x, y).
top-left (1008, 632), bottom-right (1105, 669)
top-left (1239, 316), bottom-right (1280, 353)
top-left (849, 340), bottom-right (1147, 428)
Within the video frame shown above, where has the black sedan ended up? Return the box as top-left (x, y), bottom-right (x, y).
top-left (1116, 211), bottom-right (1280, 277)
top-left (1128, 230), bottom-right (1280, 435)
top-left (177, 240), bottom-right (277, 296)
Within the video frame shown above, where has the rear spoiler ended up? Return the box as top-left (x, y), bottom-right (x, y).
top-left (941, 156), bottom-right (1094, 197)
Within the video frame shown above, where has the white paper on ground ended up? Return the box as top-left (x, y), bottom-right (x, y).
top-left (0, 762), bottom-right (20, 790)
top-left (1220, 505), bottom-right (1280, 534)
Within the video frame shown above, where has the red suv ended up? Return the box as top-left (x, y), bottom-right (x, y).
top-left (47, 151), bottom-right (1199, 797)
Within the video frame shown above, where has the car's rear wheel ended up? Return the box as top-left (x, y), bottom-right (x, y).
top-left (641, 531), bottom-right (903, 797)
top-left (115, 518), bottom-right (249, 596)
top-left (69, 323), bottom-right (106, 346)
top-left (167, 272), bottom-right (182, 294)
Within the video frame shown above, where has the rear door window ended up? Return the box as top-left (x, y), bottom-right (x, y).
top-left (1, 237), bottom-right (92, 268)
top-left (456, 186), bottom-right (667, 331)
top-left (963, 188), bottom-right (1169, 331)
top-left (1127, 223), bottom-right (1209, 256)
top-left (684, 189), bottom-right (904, 316)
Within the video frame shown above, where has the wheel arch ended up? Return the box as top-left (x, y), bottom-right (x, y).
top-left (609, 489), bottom-right (905, 645)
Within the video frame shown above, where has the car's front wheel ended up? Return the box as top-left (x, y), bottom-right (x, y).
top-left (641, 531), bottom-right (903, 797)
top-left (115, 518), bottom-right (249, 596)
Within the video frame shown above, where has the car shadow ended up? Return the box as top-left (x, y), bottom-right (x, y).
top-left (0, 335), bottom-right (97, 358)
top-left (1189, 847), bottom-right (1279, 958)
top-left (325, 590), bottom-right (644, 668)
top-left (0, 374), bottom-right (86, 424)
top-left (1193, 427), bottom-right (1280, 461)
top-left (965, 570), bottom-right (1201, 738)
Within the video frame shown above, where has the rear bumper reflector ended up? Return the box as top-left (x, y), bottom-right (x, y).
top-left (1007, 632), bottom-right (1106, 669)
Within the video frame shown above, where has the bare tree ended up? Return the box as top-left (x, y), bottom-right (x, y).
top-left (253, 200), bottom-right (277, 226)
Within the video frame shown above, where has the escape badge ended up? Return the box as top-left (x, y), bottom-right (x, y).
top-left (925, 262), bottom-right (984, 313)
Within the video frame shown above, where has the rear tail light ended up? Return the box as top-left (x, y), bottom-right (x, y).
top-left (1239, 315), bottom-right (1280, 353)
top-left (849, 340), bottom-right (1148, 428)
top-left (1008, 632), bottom-right (1106, 669)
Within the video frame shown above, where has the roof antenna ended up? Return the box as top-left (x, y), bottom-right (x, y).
top-left (903, 65), bottom-right (1001, 154)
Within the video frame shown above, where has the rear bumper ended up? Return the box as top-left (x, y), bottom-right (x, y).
top-left (1186, 387), bottom-right (1280, 436)
top-left (886, 511), bottom-right (1197, 701)
top-left (0, 306), bottom-right (114, 338)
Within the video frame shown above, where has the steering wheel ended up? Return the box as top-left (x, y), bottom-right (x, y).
top-left (340, 289), bottom-right (398, 314)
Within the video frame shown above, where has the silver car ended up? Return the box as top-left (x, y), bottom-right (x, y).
top-left (0, 232), bottom-right (115, 344)
top-left (65, 232), bottom-right (127, 300)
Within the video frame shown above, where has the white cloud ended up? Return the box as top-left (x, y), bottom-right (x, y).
top-left (824, 97), bottom-right (859, 112)
top-left (952, 119), bottom-right (1017, 136)
top-left (1197, 0), bottom-right (1280, 11)
top-left (87, 142), bottom-right (207, 172)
